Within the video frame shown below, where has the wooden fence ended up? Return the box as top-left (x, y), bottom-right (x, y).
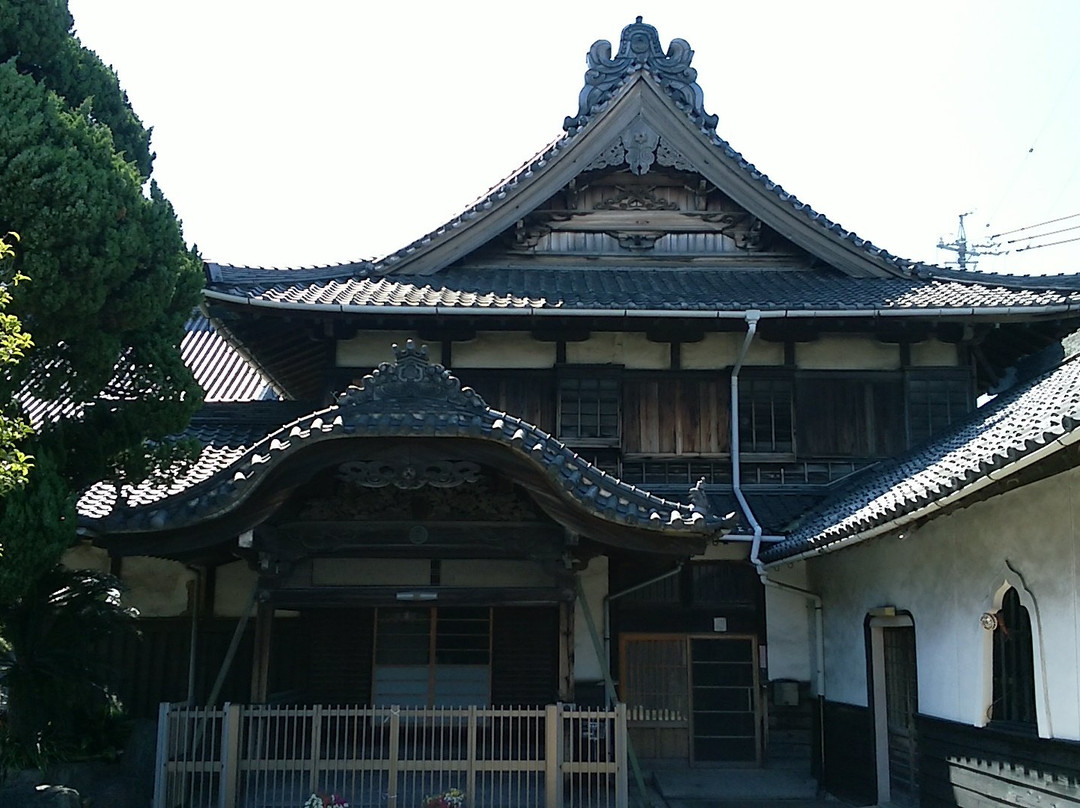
top-left (153, 703), bottom-right (628, 808)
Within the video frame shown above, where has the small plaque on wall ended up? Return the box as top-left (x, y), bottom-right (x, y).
top-left (712, 617), bottom-right (727, 632)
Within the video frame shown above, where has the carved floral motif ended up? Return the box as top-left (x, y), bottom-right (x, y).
top-left (594, 186), bottom-right (678, 212)
top-left (336, 459), bottom-right (481, 490)
top-left (584, 118), bottom-right (694, 177)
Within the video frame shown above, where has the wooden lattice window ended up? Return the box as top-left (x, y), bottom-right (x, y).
top-left (373, 607), bottom-right (491, 707)
top-left (738, 376), bottom-right (793, 454)
top-left (990, 588), bottom-right (1037, 730)
top-left (558, 375), bottom-right (620, 444)
top-left (906, 371), bottom-right (972, 448)
top-left (620, 635), bottom-right (689, 724)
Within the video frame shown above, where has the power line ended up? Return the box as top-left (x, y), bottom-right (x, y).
top-left (1007, 223), bottom-right (1080, 244)
top-left (1014, 234), bottom-right (1080, 253)
top-left (990, 212), bottom-right (1080, 240)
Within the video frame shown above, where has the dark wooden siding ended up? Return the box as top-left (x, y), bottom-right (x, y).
top-left (821, 700), bottom-right (876, 806)
top-left (491, 606), bottom-right (559, 706)
top-left (797, 376), bottom-right (904, 457)
top-left (917, 714), bottom-right (1080, 808)
top-left (456, 370), bottom-right (556, 433)
top-left (303, 608), bottom-right (375, 704)
top-left (104, 616), bottom-right (306, 718)
top-left (622, 377), bottom-right (729, 455)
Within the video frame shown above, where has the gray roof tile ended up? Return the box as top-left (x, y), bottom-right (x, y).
top-left (79, 343), bottom-right (732, 543)
top-left (206, 265), bottom-right (1080, 314)
top-left (763, 352), bottom-right (1080, 562)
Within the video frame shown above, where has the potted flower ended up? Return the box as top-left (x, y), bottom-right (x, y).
top-left (304, 793), bottom-right (349, 808)
top-left (421, 787), bottom-right (466, 808)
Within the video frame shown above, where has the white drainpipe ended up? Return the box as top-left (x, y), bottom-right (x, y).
top-left (730, 312), bottom-right (827, 779)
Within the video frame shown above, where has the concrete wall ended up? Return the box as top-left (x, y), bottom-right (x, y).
top-left (804, 465), bottom-right (1080, 740)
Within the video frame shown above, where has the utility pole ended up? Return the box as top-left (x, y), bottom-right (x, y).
top-left (937, 212), bottom-right (1001, 270)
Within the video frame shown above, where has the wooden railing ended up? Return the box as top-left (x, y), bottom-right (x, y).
top-left (153, 703), bottom-right (628, 808)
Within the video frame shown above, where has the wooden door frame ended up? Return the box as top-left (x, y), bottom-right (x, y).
top-left (617, 632), bottom-right (761, 767)
top-left (868, 613), bottom-right (915, 805)
top-left (687, 633), bottom-right (761, 767)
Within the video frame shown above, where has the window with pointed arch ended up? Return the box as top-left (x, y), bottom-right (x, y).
top-left (989, 587), bottom-right (1037, 731)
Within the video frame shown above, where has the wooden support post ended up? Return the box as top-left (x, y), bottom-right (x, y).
top-left (220, 703), bottom-right (241, 808)
top-left (615, 703), bottom-right (629, 808)
top-left (387, 707), bottom-right (400, 808)
top-left (558, 602), bottom-right (573, 702)
top-left (250, 599), bottom-right (274, 703)
top-left (207, 582), bottom-right (259, 708)
top-left (152, 702), bottom-right (170, 808)
top-left (466, 706), bottom-right (478, 807)
top-left (544, 704), bottom-right (562, 808)
top-left (309, 705), bottom-right (323, 796)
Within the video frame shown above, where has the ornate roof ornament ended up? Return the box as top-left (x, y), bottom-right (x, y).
top-left (564, 17), bottom-right (718, 133)
top-left (337, 340), bottom-right (488, 418)
top-left (585, 116), bottom-right (696, 175)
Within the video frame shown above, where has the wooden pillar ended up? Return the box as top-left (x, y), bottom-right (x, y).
top-left (558, 600), bottom-right (574, 702)
top-left (250, 599), bottom-right (274, 703)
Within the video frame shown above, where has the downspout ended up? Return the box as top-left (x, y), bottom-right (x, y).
top-left (731, 311), bottom-right (827, 782)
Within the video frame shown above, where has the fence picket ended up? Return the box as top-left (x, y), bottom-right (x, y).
top-left (154, 702), bottom-right (623, 808)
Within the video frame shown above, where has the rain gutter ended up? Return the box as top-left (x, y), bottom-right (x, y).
top-left (202, 290), bottom-right (1080, 320)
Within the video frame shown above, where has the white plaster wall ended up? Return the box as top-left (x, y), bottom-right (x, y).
top-left (450, 333), bottom-right (555, 368)
top-left (214, 560), bottom-right (259, 617)
top-left (806, 465), bottom-right (1080, 740)
top-left (566, 333), bottom-right (669, 369)
top-left (681, 333), bottom-right (741, 369)
top-left (120, 556), bottom-right (195, 617)
top-left (763, 562), bottom-right (814, 683)
top-left (910, 338), bottom-right (959, 367)
top-left (336, 331), bottom-right (440, 369)
top-left (796, 336), bottom-right (900, 370)
top-left (442, 559), bottom-right (552, 587)
top-left (62, 542), bottom-right (111, 573)
top-left (311, 558), bottom-right (429, 587)
top-left (574, 556), bottom-right (609, 682)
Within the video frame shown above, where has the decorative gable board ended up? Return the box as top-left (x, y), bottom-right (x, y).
top-left (384, 41), bottom-right (901, 279)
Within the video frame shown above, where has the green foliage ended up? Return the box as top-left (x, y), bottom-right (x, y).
top-left (0, 565), bottom-right (137, 767)
top-left (0, 234), bottom-right (32, 498)
top-left (0, 0), bottom-right (204, 606)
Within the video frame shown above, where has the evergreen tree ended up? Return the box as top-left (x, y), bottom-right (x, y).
top-left (0, 0), bottom-right (203, 604)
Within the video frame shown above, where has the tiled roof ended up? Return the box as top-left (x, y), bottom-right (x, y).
top-left (201, 20), bottom-right (1080, 310)
top-left (762, 352), bottom-right (1080, 562)
top-left (77, 401), bottom-right (307, 520)
top-left (182, 313), bottom-right (279, 402)
top-left (205, 264), bottom-right (1080, 314)
top-left (78, 343), bottom-right (733, 544)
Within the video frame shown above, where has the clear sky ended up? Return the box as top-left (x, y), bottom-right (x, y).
top-left (66, 1), bottom-right (1080, 277)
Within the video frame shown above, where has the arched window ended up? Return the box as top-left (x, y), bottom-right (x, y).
top-left (990, 587), bottom-right (1037, 730)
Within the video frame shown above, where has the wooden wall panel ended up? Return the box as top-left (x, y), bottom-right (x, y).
top-left (456, 371), bottom-right (556, 434)
top-left (491, 606), bottom-right (559, 707)
top-left (916, 715), bottom-right (1080, 808)
top-left (623, 377), bottom-right (729, 455)
top-left (303, 608), bottom-right (375, 704)
top-left (822, 700), bottom-right (876, 806)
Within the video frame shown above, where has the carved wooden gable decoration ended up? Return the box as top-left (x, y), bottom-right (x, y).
top-left (384, 17), bottom-right (903, 279)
